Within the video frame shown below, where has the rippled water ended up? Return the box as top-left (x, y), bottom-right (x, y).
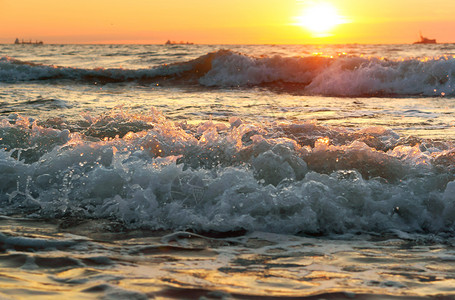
top-left (1, 43), bottom-right (455, 299)
top-left (2, 218), bottom-right (455, 299)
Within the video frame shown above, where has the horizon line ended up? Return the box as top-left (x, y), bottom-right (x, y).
top-left (2, 42), bottom-right (454, 45)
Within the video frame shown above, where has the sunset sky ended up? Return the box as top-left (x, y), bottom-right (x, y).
top-left (1, 0), bottom-right (454, 44)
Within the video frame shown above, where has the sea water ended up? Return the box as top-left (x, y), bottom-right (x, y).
top-left (1, 43), bottom-right (455, 299)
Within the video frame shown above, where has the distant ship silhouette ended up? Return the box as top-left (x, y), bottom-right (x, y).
top-left (165, 40), bottom-right (194, 45)
top-left (413, 33), bottom-right (436, 44)
top-left (14, 38), bottom-right (43, 45)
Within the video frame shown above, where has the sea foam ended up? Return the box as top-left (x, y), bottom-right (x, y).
top-left (2, 50), bottom-right (455, 97)
top-left (0, 109), bottom-right (454, 235)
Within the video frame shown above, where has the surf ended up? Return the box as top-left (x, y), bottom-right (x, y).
top-left (2, 50), bottom-right (455, 97)
top-left (1, 108), bottom-right (454, 235)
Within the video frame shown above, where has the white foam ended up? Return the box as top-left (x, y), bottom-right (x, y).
top-left (1, 110), bottom-right (455, 235)
top-left (199, 52), bottom-right (455, 96)
top-left (3, 52), bottom-right (455, 97)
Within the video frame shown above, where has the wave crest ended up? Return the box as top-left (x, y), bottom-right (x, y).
top-left (2, 51), bottom-right (455, 97)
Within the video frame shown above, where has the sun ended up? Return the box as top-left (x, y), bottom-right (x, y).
top-left (295, 2), bottom-right (346, 37)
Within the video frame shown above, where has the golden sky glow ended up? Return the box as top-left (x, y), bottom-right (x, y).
top-left (1, 0), bottom-right (455, 44)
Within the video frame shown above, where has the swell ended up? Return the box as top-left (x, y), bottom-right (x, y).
top-left (1, 109), bottom-right (455, 235)
top-left (0, 51), bottom-right (221, 85)
top-left (2, 50), bottom-right (455, 97)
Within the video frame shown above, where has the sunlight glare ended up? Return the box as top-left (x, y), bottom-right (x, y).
top-left (295, 2), bottom-right (346, 37)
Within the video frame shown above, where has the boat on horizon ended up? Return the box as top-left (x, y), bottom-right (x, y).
top-left (14, 38), bottom-right (44, 45)
top-left (413, 33), bottom-right (436, 44)
top-left (165, 40), bottom-right (194, 45)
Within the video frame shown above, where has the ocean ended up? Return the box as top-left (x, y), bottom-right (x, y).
top-left (1, 43), bottom-right (455, 299)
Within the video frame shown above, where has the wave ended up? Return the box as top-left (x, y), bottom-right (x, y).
top-left (2, 50), bottom-right (455, 97)
top-left (1, 109), bottom-right (455, 235)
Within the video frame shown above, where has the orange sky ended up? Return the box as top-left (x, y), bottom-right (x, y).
top-left (1, 0), bottom-right (455, 44)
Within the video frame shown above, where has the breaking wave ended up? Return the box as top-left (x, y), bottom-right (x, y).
top-left (1, 109), bottom-right (455, 235)
top-left (2, 50), bottom-right (455, 97)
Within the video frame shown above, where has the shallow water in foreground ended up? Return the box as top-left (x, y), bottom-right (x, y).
top-left (1, 217), bottom-right (455, 300)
